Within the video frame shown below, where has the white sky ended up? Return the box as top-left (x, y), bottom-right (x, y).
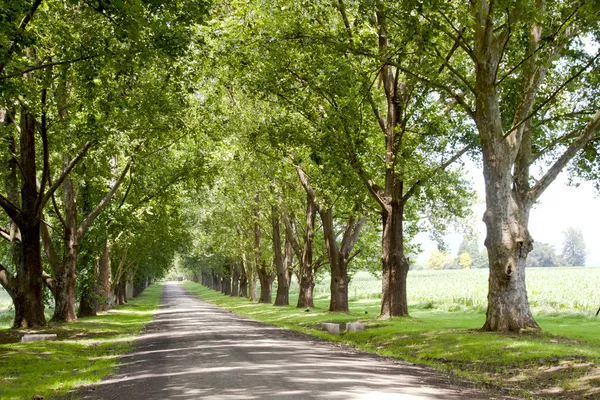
top-left (416, 161), bottom-right (600, 266)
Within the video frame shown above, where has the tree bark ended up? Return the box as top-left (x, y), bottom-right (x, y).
top-left (12, 111), bottom-right (46, 328)
top-left (254, 194), bottom-right (274, 303)
top-left (239, 255), bottom-right (248, 298)
top-left (95, 240), bottom-right (112, 311)
top-left (272, 194), bottom-right (291, 306)
top-left (297, 194), bottom-right (316, 308)
top-left (472, 6), bottom-right (539, 331)
top-left (51, 174), bottom-right (78, 323)
top-left (231, 262), bottom-right (239, 296)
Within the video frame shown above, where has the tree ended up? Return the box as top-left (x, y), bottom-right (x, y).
top-left (211, 0), bottom-right (475, 318)
top-left (562, 228), bottom-right (586, 266)
top-left (427, 250), bottom-right (454, 270)
top-left (408, 1), bottom-right (600, 331)
top-left (459, 253), bottom-right (473, 270)
top-left (527, 242), bottom-right (561, 267)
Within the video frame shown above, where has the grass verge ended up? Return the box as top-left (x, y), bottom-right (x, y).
top-left (183, 281), bottom-right (600, 399)
top-left (0, 284), bottom-right (163, 400)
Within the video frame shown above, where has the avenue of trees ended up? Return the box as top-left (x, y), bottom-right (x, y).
top-left (1, 0), bottom-right (599, 332)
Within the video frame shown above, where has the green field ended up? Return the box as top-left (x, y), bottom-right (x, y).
top-left (306, 266), bottom-right (600, 314)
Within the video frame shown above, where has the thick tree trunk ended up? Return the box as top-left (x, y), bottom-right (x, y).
top-left (51, 176), bottom-right (78, 323)
top-left (473, 22), bottom-right (539, 331)
top-left (329, 253), bottom-right (350, 312)
top-left (12, 112), bottom-right (46, 328)
top-left (13, 223), bottom-right (46, 328)
top-left (380, 201), bottom-right (409, 317)
top-left (480, 150), bottom-right (538, 331)
top-left (78, 292), bottom-right (96, 318)
top-left (257, 263), bottom-right (274, 303)
top-left (115, 277), bottom-right (127, 305)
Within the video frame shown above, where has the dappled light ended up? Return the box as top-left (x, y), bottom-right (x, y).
top-left (76, 283), bottom-right (486, 399)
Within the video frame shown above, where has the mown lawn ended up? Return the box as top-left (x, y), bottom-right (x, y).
top-left (0, 284), bottom-right (163, 400)
top-left (183, 281), bottom-right (600, 399)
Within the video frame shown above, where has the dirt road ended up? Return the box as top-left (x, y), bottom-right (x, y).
top-left (77, 283), bottom-right (503, 399)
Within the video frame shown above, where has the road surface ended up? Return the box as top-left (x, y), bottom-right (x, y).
top-left (78, 283), bottom-right (504, 399)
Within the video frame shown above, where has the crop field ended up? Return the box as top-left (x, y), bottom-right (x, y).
top-left (301, 266), bottom-right (600, 314)
top-left (1, 267), bottom-right (599, 327)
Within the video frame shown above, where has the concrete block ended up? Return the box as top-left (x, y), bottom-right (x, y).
top-left (321, 323), bottom-right (340, 335)
top-left (21, 334), bottom-right (58, 342)
top-left (345, 322), bottom-right (365, 332)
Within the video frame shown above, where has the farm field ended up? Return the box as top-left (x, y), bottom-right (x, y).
top-left (2, 266), bottom-right (599, 328)
top-left (302, 266), bottom-right (600, 315)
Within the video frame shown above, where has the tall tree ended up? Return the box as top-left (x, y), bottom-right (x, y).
top-left (407, 0), bottom-right (600, 330)
top-left (562, 227), bottom-right (586, 266)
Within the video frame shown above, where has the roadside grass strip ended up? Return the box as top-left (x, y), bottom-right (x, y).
top-left (183, 281), bottom-right (600, 399)
top-left (0, 284), bottom-right (163, 400)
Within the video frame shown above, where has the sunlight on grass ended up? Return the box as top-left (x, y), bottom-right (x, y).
top-left (0, 284), bottom-right (163, 400)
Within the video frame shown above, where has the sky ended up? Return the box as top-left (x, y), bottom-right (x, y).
top-left (416, 161), bottom-right (600, 266)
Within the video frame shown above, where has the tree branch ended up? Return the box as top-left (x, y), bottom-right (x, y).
top-left (0, 54), bottom-right (97, 81)
top-left (401, 139), bottom-right (476, 205)
top-left (39, 140), bottom-right (93, 213)
top-left (529, 109), bottom-right (600, 202)
top-left (0, 0), bottom-right (44, 76)
top-left (0, 225), bottom-right (10, 242)
top-left (0, 262), bottom-right (16, 294)
top-left (505, 49), bottom-right (600, 138)
top-left (40, 219), bottom-right (61, 277)
top-left (0, 193), bottom-right (24, 225)
top-left (78, 161), bottom-right (131, 237)
top-left (282, 211), bottom-right (302, 261)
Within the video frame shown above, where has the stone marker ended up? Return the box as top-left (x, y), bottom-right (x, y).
top-left (21, 334), bottom-right (58, 343)
top-left (321, 323), bottom-right (340, 335)
top-left (345, 322), bottom-right (365, 332)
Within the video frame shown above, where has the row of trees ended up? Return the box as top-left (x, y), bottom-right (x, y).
top-left (0, 0), bottom-right (210, 327)
top-left (181, 0), bottom-right (600, 332)
top-left (2, 0), bottom-right (600, 333)
top-left (422, 225), bottom-right (587, 270)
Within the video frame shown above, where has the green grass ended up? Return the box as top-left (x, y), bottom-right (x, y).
top-left (183, 281), bottom-right (600, 398)
top-left (0, 284), bottom-right (163, 400)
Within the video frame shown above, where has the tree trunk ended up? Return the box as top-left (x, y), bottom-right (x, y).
top-left (12, 111), bottom-right (46, 328)
top-left (115, 276), bottom-right (127, 305)
top-left (473, 21), bottom-right (539, 331)
top-left (51, 176), bottom-right (78, 323)
top-left (480, 143), bottom-right (538, 331)
top-left (239, 256), bottom-right (248, 298)
top-left (318, 208), bottom-right (364, 313)
top-left (257, 263), bottom-right (274, 303)
top-left (297, 194), bottom-right (316, 308)
top-left (329, 255), bottom-right (349, 312)
top-left (231, 263), bottom-right (239, 297)
top-left (78, 292), bottom-right (96, 318)
top-left (95, 240), bottom-right (111, 311)
top-left (272, 197), bottom-right (290, 306)
top-left (380, 200), bottom-right (409, 317)
top-left (13, 223), bottom-right (46, 328)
